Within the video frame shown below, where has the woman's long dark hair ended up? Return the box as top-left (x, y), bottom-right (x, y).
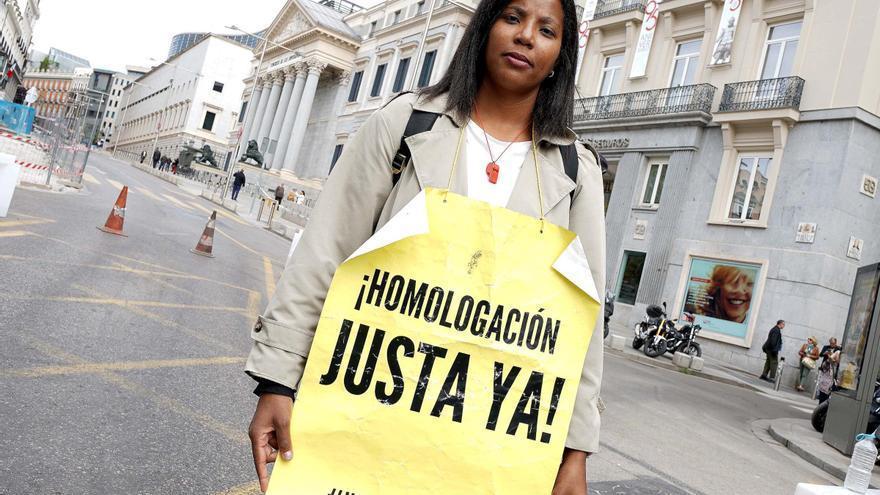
top-left (421, 0), bottom-right (579, 140)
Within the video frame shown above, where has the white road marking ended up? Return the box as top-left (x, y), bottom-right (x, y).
top-left (136, 187), bottom-right (167, 204)
top-left (161, 194), bottom-right (194, 211)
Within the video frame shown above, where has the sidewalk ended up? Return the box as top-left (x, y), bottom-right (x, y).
top-left (122, 156), bottom-right (304, 244)
top-left (768, 418), bottom-right (880, 489)
top-left (605, 325), bottom-right (817, 406)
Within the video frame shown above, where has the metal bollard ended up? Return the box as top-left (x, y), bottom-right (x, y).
top-left (266, 200), bottom-right (277, 229)
top-left (774, 357), bottom-right (786, 391)
top-left (257, 197), bottom-right (267, 221)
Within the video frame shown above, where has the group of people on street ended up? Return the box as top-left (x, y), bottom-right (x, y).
top-left (156, 156), bottom-right (178, 174)
top-left (228, 170), bottom-right (309, 212)
top-left (760, 320), bottom-right (841, 398)
top-left (149, 149), bottom-right (178, 174)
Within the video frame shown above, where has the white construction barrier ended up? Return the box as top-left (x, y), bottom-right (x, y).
top-left (795, 483), bottom-right (880, 494)
top-left (0, 153), bottom-right (21, 217)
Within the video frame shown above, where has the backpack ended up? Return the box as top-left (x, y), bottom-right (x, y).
top-left (390, 109), bottom-right (601, 201)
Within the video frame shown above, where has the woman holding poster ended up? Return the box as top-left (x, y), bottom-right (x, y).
top-left (246, 0), bottom-right (606, 493)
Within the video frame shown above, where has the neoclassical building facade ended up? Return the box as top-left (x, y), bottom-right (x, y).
top-left (235, 0), bottom-right (476, 179)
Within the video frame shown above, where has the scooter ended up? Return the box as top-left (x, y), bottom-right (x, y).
top-left (642, 303), bottom-right (703, 358)
top-left (632, 304), bottom-right (665, 350)
top-left (604, 290), bottom-right (615, 339)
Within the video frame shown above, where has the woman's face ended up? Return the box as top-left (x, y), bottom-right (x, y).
top-left (717, 274), bottom-right (753, 323)
top-left (484, 0), bottom-right (564, 94)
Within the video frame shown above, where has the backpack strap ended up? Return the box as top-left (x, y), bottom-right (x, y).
top-left (391, 109), bottom-right (440, 185)
top-left (559, 140), bottom-right (603, 201)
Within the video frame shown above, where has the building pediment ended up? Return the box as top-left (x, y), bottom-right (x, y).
top-left (263, 0), bottom-right (361, 52)
top-left (270, 8), bottom-right (314, 45)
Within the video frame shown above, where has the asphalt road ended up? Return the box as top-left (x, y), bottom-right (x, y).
top-left (0, 153), bottom-right (837, 494)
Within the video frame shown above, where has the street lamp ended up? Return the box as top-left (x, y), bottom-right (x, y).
top-left (408, 0), bottom-right (440, 90)
top-left (111, 79), bottom-right (154, 158)
top-left (147, 57), bottom-right (203, 163)
top-left (222, 25), bottom-right (301, 198)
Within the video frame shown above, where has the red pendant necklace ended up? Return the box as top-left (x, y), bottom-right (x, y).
top-left (474, 108), bottom-right (530, 184)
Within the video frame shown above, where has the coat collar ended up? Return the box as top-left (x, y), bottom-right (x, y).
top-left (405, 92), bottom-right (577, 218)
top-left (410, 92), bottom-right (580, 148)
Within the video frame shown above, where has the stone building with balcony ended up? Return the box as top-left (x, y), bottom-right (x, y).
top-left (577, 0), bottom-right (880, 376)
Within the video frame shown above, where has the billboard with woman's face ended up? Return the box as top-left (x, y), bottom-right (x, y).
top-left (681, 257), bottom-right (762, 343)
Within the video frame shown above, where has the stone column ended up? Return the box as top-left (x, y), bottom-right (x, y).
top-left (272, 63), bottom-right (308, 170)
top-left (265, 68), bottom-right (297, 167)
top-left (247, 78), bottom-right (273, 144)
top-left (282, 59), bottom-right (326, 174)
top-left (239, 79), bottom-right (264, 142)
top-left (319, 70), bottom-right (353, 177)
top-left (255, 72), bottom-right (284, 152)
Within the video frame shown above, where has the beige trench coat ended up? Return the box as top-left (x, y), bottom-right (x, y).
top-left (246, 92), bottom-right (606, 453)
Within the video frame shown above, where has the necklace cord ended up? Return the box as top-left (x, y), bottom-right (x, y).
top-left (445, 123), bottom-right (467, 202)
top-left (445, 117), bottom-right (547, 236)
top-left (531, 122), bottom-right (545, 234)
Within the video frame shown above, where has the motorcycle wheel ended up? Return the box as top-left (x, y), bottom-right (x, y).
top-left (644, 339), bottom-right (667, 358)
top-left (632, 338), bottom-right (644, 350)
top-left (812, 401), bottom-right (828, 433)
top-left (677, 342), bottom-right (702, 358)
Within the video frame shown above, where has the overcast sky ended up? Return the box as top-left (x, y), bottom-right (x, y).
top-left (32, 0), bottom-right (290, 72)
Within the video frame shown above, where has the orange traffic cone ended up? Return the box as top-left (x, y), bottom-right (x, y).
top-left (97, 186), bottom-right (129, 236)
top-left (191, 211), bottom-right (217, 258)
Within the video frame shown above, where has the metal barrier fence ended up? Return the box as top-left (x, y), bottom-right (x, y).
top-left (16, 92), bottom-right (95, 186)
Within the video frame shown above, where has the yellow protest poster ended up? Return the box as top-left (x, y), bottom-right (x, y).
top-left (267, 188), bottom-right (599, 495)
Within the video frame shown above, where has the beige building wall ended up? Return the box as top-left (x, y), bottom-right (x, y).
top-left (577, 0), bottom-right (880, 115)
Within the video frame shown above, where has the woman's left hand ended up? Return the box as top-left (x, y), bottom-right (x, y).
top-left (552, 449), bottom-right (588, 495)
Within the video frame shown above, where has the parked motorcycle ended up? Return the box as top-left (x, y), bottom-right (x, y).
top-left (642, 302), bottom-right (703, 358)
top-left (632, 304), bottom-right (665, 350)
top-left (604, 290), bottom-right (615, 339)
top-left (812, 381), bottom-right (880, 433)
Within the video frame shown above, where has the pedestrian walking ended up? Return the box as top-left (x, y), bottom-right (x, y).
top-left (232, 169), bottom-right (246, 201)
top-left (140, 150), bottom-right (146, 164)
top-left (796, 336), bottom-right (821, 392)
top-left (245, 0), bottom-right (606, 491)
top-left (273, 183), bottom-right (285, 211)
top-left (152, 149), bottom-right (160, 168)
top-left (172, 159), bottom-right (179, 175)
top-left (760, 320), bottom-right (784, 382)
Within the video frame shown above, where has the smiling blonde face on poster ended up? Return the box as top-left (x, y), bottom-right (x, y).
top-left (707, 265), bottom-right (754, 323)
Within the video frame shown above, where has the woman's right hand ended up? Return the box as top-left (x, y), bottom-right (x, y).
top-left (249, 393), bottom-right (294, 492)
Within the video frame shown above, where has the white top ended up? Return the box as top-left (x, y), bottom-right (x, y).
top-left (465, 120), bottom-right (531, 207)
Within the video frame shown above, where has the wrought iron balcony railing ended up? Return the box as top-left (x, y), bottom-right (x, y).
top-left (718, 76), bottom-right (805, 112)
top-left (593, 0), bottom-right (648, 19)
top-left (573, 83), bottom-right (716, 122)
